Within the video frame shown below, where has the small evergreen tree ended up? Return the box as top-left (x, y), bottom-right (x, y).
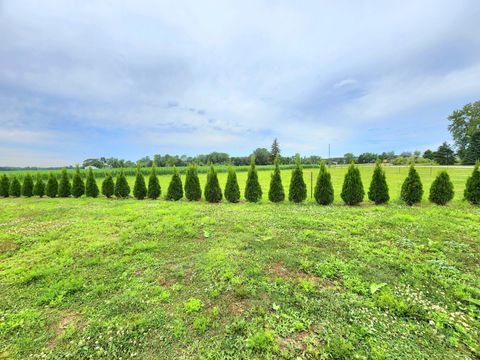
top-left (341, 163), bottom-right (365, 205)
top-left (58, 168), bottom-right (71, 197)
top-left (71, 166), bottom-right (85, 198)
top-left (22, 174), bottom-right (34, 197)
top-left (33, 174), bottom-right (45, 197)
top-left (166, 166), bottom-right (183, 201)
top-left (133, 164), bottom-right (147, 200)
top-left (400, 165), bottom-right (423, 205)
top-left (289, 155), bottom-right (307, 203)
top-left (185, 164), bottom-right (202, 201)
top-left (464, 161), bottom-right (480, 205)
top-left (9, 176), bottom-right (21, 197)
top-left (268, 155), bottom-right (285, 202)
top-left (224, 167), bottom-right (240, 203)
top-left (85, 168), bottom-right (99, 198)
top-left (46, 173), bottom-right (58, 198)
top-left (429, 171), bottom-right (454, 205)
top-left (102, 174), bottom-right (115, 198)
top-left (368, 160), bottom-right (389, 204)
top-left (314, 161), bottom-right (334, 205)
top-left (204, 164), bottom-right (222, 203)
top-left (147, 166), bottom-right (161, 199)
top-left (114, 169), bottom-right (130, 198)
top-left (0, 174), bottom-right (9, 197)
top-left (245, 156), bottom-right (262, 202)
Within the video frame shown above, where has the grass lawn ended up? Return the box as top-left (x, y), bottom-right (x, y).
top-left (0, 196), bottom-right (479, 358)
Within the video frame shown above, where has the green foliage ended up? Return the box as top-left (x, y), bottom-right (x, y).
top-left (101, 174), bottom-right (115, 198)
top-left (268, 155), bottom-right (285, 202)
top-left (448, 101), bottom-right (480, 158)
top-left (114, 169), bottom-right (130, 198)
top-left (341, 163), bottom-right (365, 205)
top-left (57, 168), bottom-right (71, 197)
top-left (45, 173), bottom-right (58, 198)
top-left (429, 171), bottom-right (454, 205)
top-left (401, 165), bottom-right (424, 206)
top-left (245, 156), bottom-right (262, 202)
top-left (368, 160), bottom-right (390, 204)
top-left (247, 330), bottom-right (277, 353)
top-left (288, 155), bottom-right (307, 203)
top-left (224, 167), bottom-right (240, 203)
top-left (166, 166), bottom-right (183, 201)
top-left (71, 166), bottom-right (85, 198)
top-left (314, 161), bottom-right (334, 205)
top-left (434, 142), bottom-right (456, 165)
top-left (185, 164), bottom-right (202, 201)
top-left (463, 131), bottom-right (480, 165)
top-left (9, 176), bottom-right (21, 197)
top-left (21, 174), bottom-right (34, 197)
top-left (133, 164), bottom-right (147, 200)
top-left (270, 138), bottom-right (280, 163)
top-left (184, 298), bottom-right (203, 313)
top-left (464, 161), bottom-right (480, 204)
top-left (204, 164), bottom-right (222, 203)
top-left (85, 168), bottom-right (99, 198)
top-left (33, 174), bottom-right (45, 197)
top-left (147, 166), bottom-right (161, 200)
top-left (0, 174), bottom-right (9, 197)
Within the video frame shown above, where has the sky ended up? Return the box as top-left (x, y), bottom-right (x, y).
top-left (1, 0), bottom-right (480, 166)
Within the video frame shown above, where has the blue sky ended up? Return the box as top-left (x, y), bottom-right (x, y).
top-left (1, 0), bottom-right (480, 166)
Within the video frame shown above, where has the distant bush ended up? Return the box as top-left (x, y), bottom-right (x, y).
top-left (166, 166), bottom-right (183, 201)
top-left (224, 167), bottom-right (240, 203)
top-left (133, 164), bottom-right (147, 200)
top-left (289, 155), bottom-right (307, 203)
top-left (85, 168), bottom-right (99, 198)
top-left (341, 163), bottom-right (364, 205)
top-left (147, 166), bottom-right (161, 200)
top-left (268, 155), bottom-right (285, 203)
top-left (429, 171), bottom-right (454, 205)
top-left (33, 174), bottom-right (45, 197)
top-left (0, 174), bottom-right (9, 197)
top-left (71, 166), bottom-right (85, 198)
top-left (245, 156), bottom-right (262, 202)
top-left (46, 173), bottom-right (58, 198)
top-left (9, 176), bottom-right (21, 197)
top-left (204, 164), bottom-right (222, 203)
top-left (185, 164), bottom-right (201, 201)
top-left (401, 165), bottom-right (423, 206)
top-left (464, 161), bottom-right (480, 204)
top-left (368, 160), bottom-right (389, 204)
top-left (114, 169), bottom-right (130, 198)
top-left (57, 168), bottom-right (71, 197)
top-left (314, 161), bottom-right (334, 205)
top-left (102, 174), bottom-right (115, 198)
top-left (21, 174), bottom-right (34, 197)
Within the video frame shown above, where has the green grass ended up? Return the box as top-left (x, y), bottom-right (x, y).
top-left (0, 196), bottom-right (479, 358)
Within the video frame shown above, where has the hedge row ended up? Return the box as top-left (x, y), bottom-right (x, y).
top-left (1, 161), bottom-right (480, 206)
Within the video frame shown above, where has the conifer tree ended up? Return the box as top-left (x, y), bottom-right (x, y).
top-left (147, 165), bottom-right (161, 199)
top-left (224, 167), bottom-right (240, 203)
top-left (204, 164), bottom-right (222, 203)
top-left (245, 156), bottom-right (262, 202)
top-left (133, 164), bottom-right (147, 200)
top-left (1, 174), bottom-right (10, 197)
top-left (46, 172), bottom-right (58, 198)
top-left (102, 174), bottom-right (115, 198)
top-left (22, 174), bottom-right (34, 197)
top-left (341, 163), bottom-right (365, 205)
top-left (400, 165), bottom-right (423, 206)
top-left (9, 176), bottom-right (21, 197)
top-left (85, 168), bottom-right (99, 198)
top-left (268, 154), bottom-right (285, 202)
top-left (464, 161), bottom-right (480, 205)
top-left (429, 171), bottom-right (454, 205)
top-left (166, 166), bottom-right (183, 201)
top-left (368, 160), bottom-right (389, 204)
top-left (114, 168), bottom-right (130, 198)
top-left (71, 166), bottom-right (85, 198)
top-left (289, 155), bottom-right (307, 203)
top-left (33, 174), bottom-right (45, 197)
top-left (185, 164), bottom-right (202, 201)
top-left (314, 161), bottom-right (334, 205)
top-left (58, 168), bottom-right (71, 197)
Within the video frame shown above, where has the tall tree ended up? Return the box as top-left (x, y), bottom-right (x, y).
top-left (429, 171), bottom-right (454, 205)
top-left (224, 167), bottom-right (240, 203)
top-left (21, 174), bottom-right (34, 197)
top-left (46, 173), bottom-right (58, 198)
top-left (343, 153), bottom-right (356, 164)
top-left (423, 149), bottom-right (435, 160)
top-left (268, 154), bottom-right (285, 202)
top-left (401, 165), bottom-right (423, 205)
top-left (314, 161), bottom-right (334, 205)
top-left (102, 174), bottom-right (115, 198)
top-left (204, 164), bottom-right (222, 203)
top-left (252, 148), bottom-right (271, 165)
top-left (245, 156), bottom-right (262, 202)
top-left (71, 166), bottom-right (85, 198)
top-left (184, 164), bottom-right (202, 201)
top-left (114, 169), bottom-right (130, 198)
top-left (448, 101), bottom-right (480, 159)
top-left (464, 161), bottom-right (480, 205)
top-left (270, 138), bottom-right (280, 164)
top-left (133, 164), bottom-right (147, 200)
top-left (434, 142), bottom-right (456, 165)
top-left (85, 168), bottom-right (99, 198)
top-left (341, 163), bottom-right (364, 205)
top-left (166, 166), bottom-right (183, 201)
top-left (288, 155), bottom-right (307, 203)
top-left (9, 176), bottom-right (21, 197)
top-left (147, 165), bottom-right (161, 199)
top-left (33, 174), bottom-right (45, 197)
top-left (58, 168), bottom-right (71, 197)
top-left (463, 131), bottom-right (480, 165)
top-left (0, 174), bottom-right (10, 197)
top-left (368, 160), bottom-right (389, 204)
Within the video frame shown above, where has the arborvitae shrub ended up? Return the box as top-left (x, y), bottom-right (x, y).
top-left (85, 168), bottom-right (100, 198)
top-left (268, 155), bottom-right (285, 203)
top-left (58, 168), bottom-right (71, 197)
top-left (114, 169), bottom-right (130, 198)
top-left (368, 160), bottom-right (389, 204)
top-left (71, 166), bottom-right (85, 198)
top-left (22, 174), bottom-right (34, 197)
top-left (289, 156), bottom-right (307, 203)
top-left (166, 166), bottom-right (183, 201)
top-left (102, 174), bottom-right (115, 198)
top-left (429, 171), bottom-right (454, 205)
top-left (185, 164), bottom-right (202, 201)
top-left (0, 174), bottom-right (9, 197)
top-left (341, 163), bottom-right (365, 205)
top-left (46, 173), bottom-right (58, 198)
top-left (147, 166), bottom-right (161, 199)
top-left (401, 165), bottom-right (423, 206)
top-left (245, 156), bottom-right (262, 202)
top-left (9, 176), bottom-right (21, 197)
top-left (33, 174), bottom-right (45, 197)
top-left (314, 161), bottom-right (334, 205)
top-left (204, 164), bottom-right (222, 203)
top-left (464, 161), bottom-right (480, 205)
top-left (224, 167), bottom-right (240, 203)
top-left (133, 165), bottom-right (147, 200)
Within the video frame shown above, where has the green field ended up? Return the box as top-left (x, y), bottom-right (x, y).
top-left (1, 167), bottom-right (479, 359)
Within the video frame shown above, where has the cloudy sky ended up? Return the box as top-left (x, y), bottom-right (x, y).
top-left (1, 0), bottom-right (480, 166)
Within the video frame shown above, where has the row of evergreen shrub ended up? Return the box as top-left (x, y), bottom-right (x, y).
top-left (1, 161), bottom-right (479, 206)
